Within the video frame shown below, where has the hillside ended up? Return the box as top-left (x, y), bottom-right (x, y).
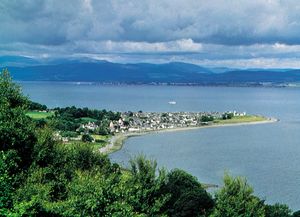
top-left (2, 58), bottom-right (300, 85)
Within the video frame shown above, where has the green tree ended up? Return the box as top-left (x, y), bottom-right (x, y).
top-left (162, 169), bottom-right (214, 217)
top-left (32, 127), bottom-right (56, 168)
top-left (200, 115), bottom-right (214, 122)
top-left (211, 173), bottom-right (265, 217)
top-left (0, 68), bottom-right (28, 108)
top-left (0, 69), bottom-right (37, 213)
top-left (81, 134), bottom-right (93, 142)
top-left (0, 69), bottom-right (37, 168)
top-left (70, 142), bottom-right (108, 171)
top-left (97, 118), bottom-right (110, 135)
top-left (28, 101), bottom-right (47, 111)
top-left (293, 210), bottom-right (300, 217)
top-left (58, 170), bottom-right (134, 217)
top-left (12, 142), bottom-right (118, 216)
top-left (12, 167), bottom-right (55, 216)
top-left (265, 203), bottom-right (292, 217)
top-left (222, 112), bottom-right (234, 120)
top-left (127, 155), bottom-right (169, 216)
top-left (0, 150), bottom-right (20, 214)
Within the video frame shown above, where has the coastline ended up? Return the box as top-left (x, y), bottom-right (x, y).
top-left (17, 80), bottom-right (300, 88)
top-left (99, 117), bottom-right (278, 154)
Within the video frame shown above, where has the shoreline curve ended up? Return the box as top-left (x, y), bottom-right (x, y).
top-left (99, 117), bottom-right (278, 154)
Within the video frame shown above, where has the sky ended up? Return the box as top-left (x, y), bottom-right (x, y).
top-left (2, 0), bottom-right (300, 68)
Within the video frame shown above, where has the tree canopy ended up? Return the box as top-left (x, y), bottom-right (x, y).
top-left (212, 173), bottom-right (265, 217)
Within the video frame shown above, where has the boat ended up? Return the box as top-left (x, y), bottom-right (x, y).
top-left (168, 101), bottom-right (176, 105)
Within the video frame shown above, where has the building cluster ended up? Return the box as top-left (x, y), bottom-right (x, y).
top-left (56, 110), bottom-right (247, 141)
top-left (109, 111), bottom-right (228, 133)
top-left (79, 122), bottom-right (99, 132)
top-left (231, 111), bottom-right (247, 116)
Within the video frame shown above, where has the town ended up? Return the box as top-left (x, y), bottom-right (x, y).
top-left (80, 110), bottom-right (247, 135)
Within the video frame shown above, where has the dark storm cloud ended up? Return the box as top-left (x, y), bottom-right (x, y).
top-left (2, 0), bottom-right (300, 68)
top-left (2, 0), bottom-right (300, 45)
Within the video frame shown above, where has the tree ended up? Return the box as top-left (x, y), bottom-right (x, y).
top-left (0, 150), bottom-right (20, 213)
top-left (71, 142), bottom-right (106, 171)
top-left (81, 134), bottom-right (93, 142)
top-left (212, 173), bottom-right (265, 217)
top-left (0, 69), bottom-right (37, 168)
top-left (162, 169), bottom-right (214, 217)
top-left (173, 189), bottom-right (213, 217)
top-left (127, 155), bottom-right (169, 216)
top-left (57, 170), bottom-right (135, 217)
top-left (222, 112), bottom-right (234, 120)
top-left (97, 119), bottom-right (110, 135)
top-left (0, 69), bottom-right (39, 212)
top-left (32, 127), bottom-right (56, 167)
top-left (265, 203), bottom-right (292, 217)
top-left (28, 101), bottom-right (47, 111)
top-left (200, 115), bottom-right (214, 122)
top-left (11, 167), bottom-right (55, 216)
top-left (293, 210), bottom-right (300, 217)
top-left (0, 68), bottom-right (28, 108)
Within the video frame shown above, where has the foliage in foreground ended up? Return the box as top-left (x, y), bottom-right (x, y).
top-left (0, 69), bottom-right (299, 216)
top-left (212, 173), bottom-right (265, 217)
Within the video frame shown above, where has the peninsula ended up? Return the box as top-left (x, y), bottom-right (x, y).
top-left (26, 101), bottom-right (277, 154)
top-left (99, 111), bottom-right (277, 154)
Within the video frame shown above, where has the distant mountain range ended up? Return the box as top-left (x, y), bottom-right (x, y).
top-left (1, 56), bottom-right (300, 86)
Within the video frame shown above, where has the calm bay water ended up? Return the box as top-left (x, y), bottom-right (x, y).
top-left (21, 82), bottom-right (300, 209)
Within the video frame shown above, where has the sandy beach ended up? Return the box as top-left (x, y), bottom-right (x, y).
top-left (99, 117), bottom-right (278, 154)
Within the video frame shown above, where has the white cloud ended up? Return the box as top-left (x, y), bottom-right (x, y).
top-left (195, 58), bottom-right (300, 69)
top-left (70, 39), bottom-right (202, 53)
top-left (2, 0), bottom-right (300, 68)
top-left (272, 43), bottom-right (287, 50)
top-left (83, 0), bottom-right (93, 13)
top-left (4, 41), bottom-right (300, 68)
top-left (2, 0), bottom-right (300, 45)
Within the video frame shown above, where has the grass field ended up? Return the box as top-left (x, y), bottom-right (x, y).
top-left (79, 117), bottom-right (98, 123)
top-left (91, 134), bottom-right (111, 150)
top-left (92, 135), bottom-right (110, 140)
top-left (26, 111), bottom-right (54, 120)
top-left (214, 115), bottom-right (267, 124)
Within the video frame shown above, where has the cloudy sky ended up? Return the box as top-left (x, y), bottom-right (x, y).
top-left (2, 0), bottom-right (300, 68)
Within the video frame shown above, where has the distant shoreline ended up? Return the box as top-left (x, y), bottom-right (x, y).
top-left (99, 117), bottom-right (278, 154)
top-left (17, 80), bottom-right (300, 88)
